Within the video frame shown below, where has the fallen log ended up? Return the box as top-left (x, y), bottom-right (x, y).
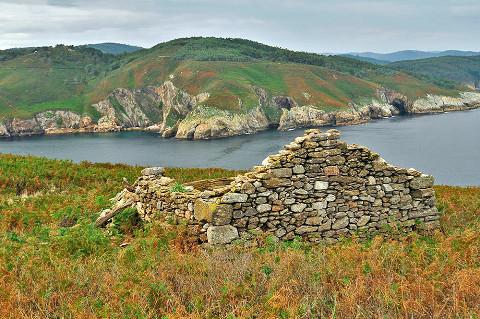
top-left (95, 189), bottom-right (137, 227)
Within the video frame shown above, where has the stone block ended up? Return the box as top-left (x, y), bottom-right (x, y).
top-left (270, 168), bottom-right (293, 178)
top-left (264, 178), bottom-right (291, 188)
top-left (241, 182), bottom-right (256, 194)
top-left (257, 204), bottom-right (272, 213)
top-left (318, 220), bottom-right (332, 231)
top-left (193, 199), bottom-right (217, 222)
top-left (141, 167), bottom-right (165, 176)
top-left (410, 174), bottom-right (435, 189)
top-left (293, 165), bottom-right (305, 174)
top-left (295, 225), bottom-right (318, 234)
top-left (312, 200), bottom-right (327, 210)
top-left (324, 166), bottom-right (340, 176)
top-left (221, 192), bottom-right (248, 203)
top-left (212, 204), bottom-right (233, 226)
top-left (207, 225), bottom-right (239, 245)
top-left (357, 215), bottom-right (370, 227)
top-left (409, 208), bottom-right (438, 219)
top-left (306, 216), bottom-right (322, 225)
top-left (332, 216), bottom-right (349, 230)
top-left (314, 181), bottom-right (329, 190)
top-left (291, 203), bottom-right (307, 213)
top-left (326, 194), bottom-right (336, 202)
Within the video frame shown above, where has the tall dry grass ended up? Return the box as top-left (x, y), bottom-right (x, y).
top-left (0, 155), bottom-right (479, 318)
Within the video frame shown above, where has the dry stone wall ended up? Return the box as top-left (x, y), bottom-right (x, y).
top-left (98, 129), bottom-right (440, 244)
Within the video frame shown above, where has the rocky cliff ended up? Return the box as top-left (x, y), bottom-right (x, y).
top-left (1, 82), bottom-right (480, 139)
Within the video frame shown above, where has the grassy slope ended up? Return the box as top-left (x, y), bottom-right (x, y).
top-left (88, 38), bottom-right (455, 113)
top-left (0, 38), bottom-right (458, 120)
top-left (0, 46), bottom-right (117, 119)
top-left (0, 155), bottom-right (479, 318)
top-left (391, 55), bottom-right (480, 88)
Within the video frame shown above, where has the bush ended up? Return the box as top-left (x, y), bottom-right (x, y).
top-left (170, 182), bottom-right (188, 193)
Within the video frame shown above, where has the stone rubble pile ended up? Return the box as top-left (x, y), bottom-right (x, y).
top-left (97, 129), bottom-right (440, 245)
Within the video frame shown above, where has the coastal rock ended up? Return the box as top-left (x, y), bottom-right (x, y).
top-left (278, 105), bottom-right (331, 131)
top-left (176, 106), bottom-right (269, 140)
top-left (358, 99), bottom-right (400, 119)
top-left (2, 118), bottom-right (43, 136)
top-left (0, 122), bottom-right (10, 137)
top-left (35, 110), bottom-right (81, 131)
top-left (411, 92), bottom-right (480, 113)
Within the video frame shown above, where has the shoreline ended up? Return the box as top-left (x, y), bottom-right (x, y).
top-left (1, 104), bottom-right (479, 141)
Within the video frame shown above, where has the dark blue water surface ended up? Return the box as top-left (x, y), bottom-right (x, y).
top-left (1, 109), bottom-right (479, 185)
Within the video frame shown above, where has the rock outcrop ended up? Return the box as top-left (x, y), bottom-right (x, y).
top-left (176, 106), bottom-right (270, 139)
top-left (411, 92), bottom-right (480, 113)
top-left (98, 129), bottom-right (440, 245)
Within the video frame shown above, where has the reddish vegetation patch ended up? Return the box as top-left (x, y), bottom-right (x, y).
top-left (179, 68), bottom-right (193, 79)
top-left (284, 74), bottom-right (346, 108)
top-left (393, 73), bottom-right (410, 82)
top-left (314, 91), bottom-right (347, 107)
top-left (197, 70), bottom-right (217, 81)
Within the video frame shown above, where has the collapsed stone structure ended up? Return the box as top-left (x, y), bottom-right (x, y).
top-left (97, 129), bottom-right (440, 244)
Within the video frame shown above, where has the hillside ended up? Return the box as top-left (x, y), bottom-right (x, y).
top-left (1, 154), bottom-right (480, 317)
top-left (1, 37), bottom-right (478, 139)
top-left (339, 54), bottom-right (390, 65)
top-left (84, 42), bottom-right (144, 55)
top-left (0, 45), bottom-right (118, 118)
top-left (390, 55), bottom-right (480, 89)
top-left (347, 50), bottom-right (480, 63)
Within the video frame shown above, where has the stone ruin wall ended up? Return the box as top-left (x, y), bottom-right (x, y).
top-left (98, 129), bottom-right (440, 245)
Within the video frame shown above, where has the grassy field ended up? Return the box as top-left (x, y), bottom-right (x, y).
top-left (0, 154), bottom-right (479, 318)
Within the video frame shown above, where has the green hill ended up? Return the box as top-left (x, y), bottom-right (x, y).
top-left (84, 43), bottom-right (144, 55)
top-left (0, 45), bottom-right (119, 118)
top-left (0, 37), bottom-right (460, 122)
top-left (390, 55), bottom-right (480, 89)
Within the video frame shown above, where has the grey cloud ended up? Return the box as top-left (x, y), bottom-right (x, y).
top-left (0, 0), bottom-right (478, 52)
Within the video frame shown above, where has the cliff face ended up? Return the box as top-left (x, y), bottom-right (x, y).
top-left (411, 92), bottom-right (480, 113)
top-left (176, 106), bottom-right (270, 139)
top-left (1, 82), bottom-right (480, 139)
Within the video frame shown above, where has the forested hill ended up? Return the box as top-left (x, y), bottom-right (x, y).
top-left (390, 55), bottom-right (480, 89)
top-left (84, 43), bottom-right (144, 55)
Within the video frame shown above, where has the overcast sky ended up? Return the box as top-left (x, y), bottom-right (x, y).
top-left (1, 0), bottom-right (478, 53)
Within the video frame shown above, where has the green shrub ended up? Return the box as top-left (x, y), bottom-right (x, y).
top-left (111, 207), bottom-right (141, 236)
top-left (170, 182), bottom-right (188, 193)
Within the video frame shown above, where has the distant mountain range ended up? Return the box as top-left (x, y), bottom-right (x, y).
top-left (84, 42), bottom-right (144, 55)
top-left (342, 50), bottom-right (480, 64)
